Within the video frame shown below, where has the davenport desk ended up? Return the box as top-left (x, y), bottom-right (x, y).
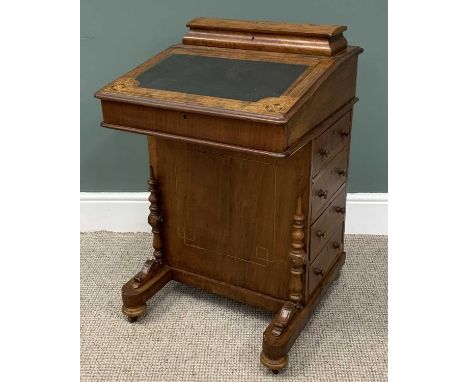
top-left (95, 17), bottom-right (363, 373)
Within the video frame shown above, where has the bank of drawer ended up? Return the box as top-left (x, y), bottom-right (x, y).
top-left (309, 187), bottom-right (346, 262)
top-left (308, 228), bottom-right (343, 297)
top-left (312, 112), bottom-right (351, 177)
top-left (311, 150), bottom-right (348, 221)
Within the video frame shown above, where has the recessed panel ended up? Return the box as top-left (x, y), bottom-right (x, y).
top-left (174, 148), bottom-right (276, 267)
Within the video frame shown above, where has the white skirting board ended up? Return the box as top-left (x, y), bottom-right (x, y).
top-left (80, 192), bottom-right (388, 235)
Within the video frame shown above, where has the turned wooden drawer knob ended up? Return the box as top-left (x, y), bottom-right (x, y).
top-left (316, 230), bottom-right (328, 238)
top-left (319, 148), bottom-right (330, 157)
top-left (317, 189), bottom-right (328, 199)
top-left (333, 242), bottom-right (341, 250)
top-left (337, 168), bottom-right (347, 176)
top-left (340, 130), bottom-right (349, 137)
top-left (335, 206), bottom-right (346, 214)
top-left (314, 268), bottom-right (324, 276)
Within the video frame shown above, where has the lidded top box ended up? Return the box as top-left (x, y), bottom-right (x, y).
top-left (95, 17), bottom-right (363, 156)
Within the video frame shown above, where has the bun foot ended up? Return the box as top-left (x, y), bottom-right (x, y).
top-left (122, 303), bottom-right (147, 322)
top-left (260, 351), bottom-right (288, 373)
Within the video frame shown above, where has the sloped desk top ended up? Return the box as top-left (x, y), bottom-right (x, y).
top-left (135, 54), bottom-right (308, 102)
top-left (95, 18), bottom-right (363, 154)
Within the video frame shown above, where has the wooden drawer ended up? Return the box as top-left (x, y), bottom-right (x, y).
top-left (312, 112), bottom-right (351, 177)
top-left (309, 186), bottom-right (346, 262)
top-left (308, 227), bottom-right (344, 297)
top-left (311, 149), bottom-right (348, 221)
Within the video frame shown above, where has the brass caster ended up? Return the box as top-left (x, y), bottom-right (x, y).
top-left (122, 303), bottom-right (147, 322)
top-left (260, 351), bottom-right (288, 373)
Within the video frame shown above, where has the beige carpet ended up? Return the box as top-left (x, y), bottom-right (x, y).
top-left (80, 233), bottom-right (387, 381)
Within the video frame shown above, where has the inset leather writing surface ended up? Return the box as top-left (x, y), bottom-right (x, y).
top-left (136, 54), bottom-right (308, 102)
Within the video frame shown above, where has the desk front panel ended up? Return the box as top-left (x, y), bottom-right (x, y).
top-left (149, 137), bottom-right (311, 300)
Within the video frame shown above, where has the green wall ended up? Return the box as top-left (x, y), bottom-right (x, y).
top-left (81, 0), bottom-right (387, 192)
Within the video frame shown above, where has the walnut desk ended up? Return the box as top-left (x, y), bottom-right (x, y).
top-left (95, 17), bottom-right (363, 373)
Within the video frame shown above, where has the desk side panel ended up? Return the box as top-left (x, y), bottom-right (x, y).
top-left (149, 137), bottom-right (311, 300)
top-left (286, 55), bottom-right (358, 147)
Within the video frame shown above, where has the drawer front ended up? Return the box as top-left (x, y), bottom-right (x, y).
top-left (308, 227), bottom-right (344, 297)
top-left (312, 112), bottom-right (351, 177)
top-left (309, 186), bottom-right (346, 262)
top-left (311, 149), bottom-right (348, 221)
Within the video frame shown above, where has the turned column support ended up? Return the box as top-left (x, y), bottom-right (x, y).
top-left (147, 165), bottom-right (164, 266)
top-left (122, 165), bottom-right (171, 322)
top-left (261, 194), bottom-right (308, 372)
top-left (288, 194), bottom-right (306, 306)
top-left (269, 194), bottom-right (307, 338)
top-left (131, 165), bottom-right (165, 290)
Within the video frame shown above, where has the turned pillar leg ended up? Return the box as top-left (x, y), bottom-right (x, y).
top-left (261, 194), bottom-right (347, 373)
top-left (122, 165), bottom-right (171, 322)
top-left (261, 194), bottom-right (306, 372)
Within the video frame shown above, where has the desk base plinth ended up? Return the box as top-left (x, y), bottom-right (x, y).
top-left (121, 252), bottom-right (345, 372)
